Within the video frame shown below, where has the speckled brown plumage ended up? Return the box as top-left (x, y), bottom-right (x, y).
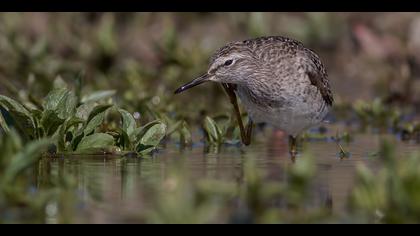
top-left (211, 36), bottom-right (333, 107)
top-left (175, 35), bottom-right (334, 139)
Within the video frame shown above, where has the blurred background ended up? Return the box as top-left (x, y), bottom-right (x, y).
top-left (2, 12), bottom-right (420, 224)
top-left (1, 12), bottom-right (420, 123)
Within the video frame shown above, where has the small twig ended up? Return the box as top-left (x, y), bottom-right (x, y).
top-left (335, 131), bottom-right (350, 158)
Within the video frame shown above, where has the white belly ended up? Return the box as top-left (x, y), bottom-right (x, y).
top-left (237, 86), bottom-right (330, 137)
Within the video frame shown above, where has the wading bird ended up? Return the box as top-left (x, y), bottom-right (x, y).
top-left (175, 36), bottom-right (333, 158)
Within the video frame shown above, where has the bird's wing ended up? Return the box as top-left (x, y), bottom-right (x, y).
top-left (301, 47), bottom-right (334, 107)
top-left (307, 70), bottom-right (333, 106)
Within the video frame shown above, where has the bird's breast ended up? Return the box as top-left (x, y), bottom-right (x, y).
top-left (236, 85), bottom-right (288, 123)
top-left (236, 85), bottom-right (290, 110)
top-left (236, 84), bottom-right (330, 136)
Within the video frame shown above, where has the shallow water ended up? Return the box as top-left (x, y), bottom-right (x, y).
top-left (39, 131), bottom-right (419, 223)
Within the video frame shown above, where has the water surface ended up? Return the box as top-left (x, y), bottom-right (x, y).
top-left (40, 132), bottom-right (418, 223)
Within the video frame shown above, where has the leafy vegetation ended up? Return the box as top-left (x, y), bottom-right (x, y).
top-left (1, 12), bottom-right (420, 223)
top-left (0, 131), bottom-right (75, 223)
top-left (0, 78), bottom-right (168, 157)
top-left (350, 140), bottom-right (420, 223)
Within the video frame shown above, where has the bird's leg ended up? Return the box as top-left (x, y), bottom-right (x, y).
top-left (244, 119), bottom-right (254, 146)
top-left (289, 135), bottom-right (298, 159)
top-left (221, 83), bottom-right (253, 146)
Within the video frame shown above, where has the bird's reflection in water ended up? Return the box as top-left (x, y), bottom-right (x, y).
top-left (266, 128), bottom-right (290, 161)
top-left (264, 127), bottom-right (334, 213)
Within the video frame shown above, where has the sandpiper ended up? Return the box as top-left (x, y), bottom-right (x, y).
top-left (175, 36), bottom-right (333, 157)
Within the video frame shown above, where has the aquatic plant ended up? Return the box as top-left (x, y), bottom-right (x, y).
top-left (202, 115), bottom-right (244, 146)
top-left (0, 78), bottom-right (168, 157)
top-left (353, 98), bottom-right (402, 132)
top-left (350, 139), bottom-right (420, 223)
top-left (397, 121), bottom-right (420, 142)
top-left (0, 130), bottom-right (76, 223)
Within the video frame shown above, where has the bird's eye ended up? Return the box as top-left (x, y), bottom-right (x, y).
top-left (224, 59), bottom-right (233, 66)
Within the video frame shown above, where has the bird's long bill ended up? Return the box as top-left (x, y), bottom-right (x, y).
top-left (174, 73), bottom-right (211, 94)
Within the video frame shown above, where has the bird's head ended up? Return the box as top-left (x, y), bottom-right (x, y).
top-left (174, 42), bottom-right (258, 94)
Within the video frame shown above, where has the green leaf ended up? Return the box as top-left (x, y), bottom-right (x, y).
top-left (86, 104), bottom-right (113, 124)
top-left (71, 133), bottom-right (85, 151)
top-left (136, 121), bottom-right (166, 154)
top-left (166, 120), bottom-right (183, 136)
top-left (0, 130), bottom-right (23, 169)
top-left (41, 110), bottom-right (65, 136)
top-left (53, 76), bottom-right (68, 89)
top-left (43, 88), bottom-right (77, 120)
top-left (179, 121), bottom-right (192, 146)
top-left (76, 102), bottom-right (97, 120)
top-left (57, 117), bottom-right (84, 152)
top-left (0, 110), bottom-right (10, 133)
top-left (81, 90), bottom-right (116, 104)
top-left (71, 105), bottom-right (112, 151)
top-left (118, 109), bottom-right (136, 138)
top-left (56, 91), bottom-right (77, 120)
top-left (57, 124), bottom-right (66, 152)
top-left (30, 109), bottom-right (43, 123)
top-left (139, 122), bottom-right (167, 146)
top-left (134, 120), bottom-right (162, 140)
top-left (64, 117), bottom-right (85, 131)
top-left (83, 104), bottom-right (113, 135)
top-left (167, 120), bottom-right (192, 146)
top-left (0, 95), bottom-right (35, 139)
top-left (43, 88), bottom-right (67, 111)
top-left (203, 116), bottom-right (223, 144)
top-left (2, 138), bottom-right (51, 185)
top-left (116, 128), bottom-right (131, 150)
top-left (213, 114), bottom-right (230, 135)
top-left (76, 133), bottom-right (115, 153)
top-left (84, 112), bottom-right (105, 135)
